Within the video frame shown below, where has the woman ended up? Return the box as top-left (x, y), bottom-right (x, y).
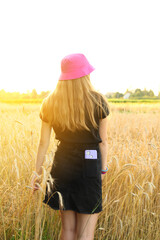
top-left (31, 53), bottom-right (110, 240)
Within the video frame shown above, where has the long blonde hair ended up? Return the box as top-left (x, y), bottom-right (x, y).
top-left (40, 74), bottom-right (110, 132)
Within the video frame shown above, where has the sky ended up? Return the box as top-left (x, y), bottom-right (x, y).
top-left (0, 0), bottom-right (160, 95)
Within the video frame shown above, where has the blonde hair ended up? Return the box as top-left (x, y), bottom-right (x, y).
top-left (40, 74), bottom-right (110, 132)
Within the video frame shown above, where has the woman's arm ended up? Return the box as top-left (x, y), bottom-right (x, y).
top-left (35, 121), bottom-right (52, 175)
top-left (31, 120), bottom-right (52, 192)
top-left (99, 117), bottom-right (108, 179)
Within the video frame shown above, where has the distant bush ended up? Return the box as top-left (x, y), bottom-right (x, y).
top-left (107, 98), bottom-right (160, 103)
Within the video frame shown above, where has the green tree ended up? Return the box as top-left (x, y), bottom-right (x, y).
top-left (112, 92), bottom-right (123, 98)
top-left (31, 89), bottom-right (38, 99)
top-left (148, 89), bottom-right (154, 97)
top-left (132, 88), bottom-right (142, 97)
top-left (143, 88), bottom-right (148, 97)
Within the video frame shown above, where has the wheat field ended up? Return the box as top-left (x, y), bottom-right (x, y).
top-left (0, 102), bottom-right (160, 240)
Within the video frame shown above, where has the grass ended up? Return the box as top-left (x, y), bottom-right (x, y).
top-left (0, 102), bottom-right (160, 239)
top-left (1, 97), bottom-right (160, 104)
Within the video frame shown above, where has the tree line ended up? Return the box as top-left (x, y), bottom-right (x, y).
top-left (0, 88), bottom-right (160, 100)
top-left (106, 88), bottom-right (160, 99)
top-left (0, 89), bottom-right (50, 100)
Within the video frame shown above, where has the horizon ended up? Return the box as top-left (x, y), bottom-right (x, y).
top-left (0, 86), bottom-right (159, 96)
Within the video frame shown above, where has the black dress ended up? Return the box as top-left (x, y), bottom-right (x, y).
top-left (40, 94), bottom-right (110, 214)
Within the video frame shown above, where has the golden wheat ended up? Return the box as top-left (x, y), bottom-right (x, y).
top-left (0, 102), bottom-right (160, 240)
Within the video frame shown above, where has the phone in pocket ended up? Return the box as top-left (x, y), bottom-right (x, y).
top-left (84, 150), bottom-right (98, 177)
top-left (85, 150), bottom-right (97, 159)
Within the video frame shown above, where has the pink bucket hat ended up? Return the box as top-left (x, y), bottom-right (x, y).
top-left (59, 53), bottom-right (95, 80)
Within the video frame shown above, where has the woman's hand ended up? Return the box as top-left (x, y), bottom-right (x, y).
top-left (101, 174), bottom-right (105, 181)
top-left (30, 173), bottom-right (41, 194)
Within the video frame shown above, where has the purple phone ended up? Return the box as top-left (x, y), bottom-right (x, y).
top-left (85, 150), bottom-right (97, 159)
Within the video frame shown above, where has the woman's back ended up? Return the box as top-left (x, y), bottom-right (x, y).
top-left (40, 91), bottom-right (109, 144)
top-left (39, 74), bottom-right (110, 134)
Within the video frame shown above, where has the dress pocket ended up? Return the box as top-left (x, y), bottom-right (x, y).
top-left (84, 158), bottom-right (98, 177)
